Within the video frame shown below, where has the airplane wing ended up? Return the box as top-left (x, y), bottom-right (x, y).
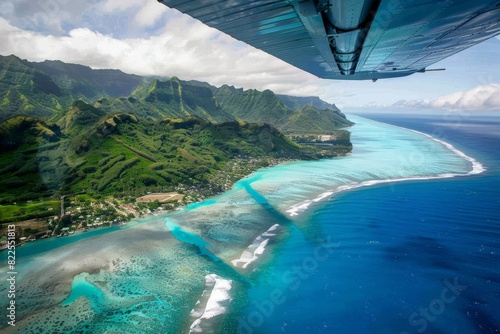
top-left (158, 0), bottom-right (500, 80)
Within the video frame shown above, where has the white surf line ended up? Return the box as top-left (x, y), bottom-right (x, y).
top-left (410, 129), bottom-right (485, 175)
top-left (231, 224), bottom-right (280, 269)
top-left (287, 130), bottom-right (485, 217)
top-left (189, 274), bottom-right (233, 333)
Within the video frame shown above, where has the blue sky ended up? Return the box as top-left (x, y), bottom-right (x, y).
top-left (1, 0), bottom-right (500, 111)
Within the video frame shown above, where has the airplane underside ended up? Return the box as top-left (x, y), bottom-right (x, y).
top-left (158, 0), bottom-right (500, 80)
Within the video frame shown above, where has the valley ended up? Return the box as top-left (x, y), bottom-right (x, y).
top-left (0, 54), bottom-right (353, 246)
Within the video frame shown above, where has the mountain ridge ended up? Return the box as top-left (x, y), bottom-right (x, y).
top-left (0, 113), bottom-right (350, 205)
top-left (0, 54), bottom-right (353, 206)
top-left (0, 54), bottom-right (352, 134)
top-left (30, 58), bottom-right (145, 100)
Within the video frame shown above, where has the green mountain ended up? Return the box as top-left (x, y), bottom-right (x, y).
top-left (0, 55), bottom-right (354, 206)
top-left (94, 77), bottom-right (235, 123)
top-left (283, 105), bottom-right (353, 134)
top-left (0, 55), bottom-right (352, 134)
top-left (0, 55), bottom-right (68, 121)
top-left (134, 77), bottom-right (234, 122)
top-left (31, 59), bottom-right (144, 100)
top-left (0, 112), bottom-right (336, 203)
top-left (214, 84), bottom-right (353, 133)
top-left (0, 115), bottom-right (61, 150)
top-left (214, 85), bottom-right (292, 124)
top-left (0, 116), bottom-right (67, 203)
top-left (0, 55), bottom-right (146, 123)
top-left (58, 100), bottom-right (106, 133)
top-left (277, 94), bottom-right (339, 110)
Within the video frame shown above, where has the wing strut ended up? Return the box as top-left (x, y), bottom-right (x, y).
top-left (321, 0), bottom-right (381, 75)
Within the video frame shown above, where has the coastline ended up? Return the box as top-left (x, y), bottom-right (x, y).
top-left (0, 154), bottom-right (334, 251)
top-left (240, 114), bottom-right (500, 334)
top-left (2, 115), bottom-right (485, 333)
top-left (175, 120), bottom-right (488, 332)
top-left (286, 118), bottom-right (485, 217)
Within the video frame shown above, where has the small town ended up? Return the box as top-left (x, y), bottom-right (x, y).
top-left (0, 156), bottom-right (295, 250)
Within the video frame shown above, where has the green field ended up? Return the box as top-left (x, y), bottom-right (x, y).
top-left (0, 199), bottom-right (60, 223)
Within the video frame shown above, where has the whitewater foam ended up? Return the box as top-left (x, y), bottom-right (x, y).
top-left (231, 224), bottom-right (280, 269)
top-left (189, 274), bottom-right (232, 333)
top-left (411, 129), bottom-right (485, 175)
top-left (287, 129), bottom-right (485, 217)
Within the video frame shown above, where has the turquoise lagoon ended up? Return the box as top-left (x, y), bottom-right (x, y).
top-left (0, 115), bottom-right (484, 333)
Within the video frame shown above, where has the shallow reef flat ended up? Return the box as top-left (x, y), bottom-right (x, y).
top-left (1, 217), bottom-right (238, 333)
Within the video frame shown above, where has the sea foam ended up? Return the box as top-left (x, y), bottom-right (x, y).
top-left (189, 274), bottom-right (232, 333)
top-left (286, 129), bottom-right (485, 217)
top-left (411, 129), bottom-right (485, 175)
top-left (231, 224), bottom-right (280, 269)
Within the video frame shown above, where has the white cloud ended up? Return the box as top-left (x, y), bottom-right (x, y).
top-left (430, 84), bottom-right (500, 110)
top-left (0, 15), bottom-right (325, 98)
top-left (101, 0), bottom-right (168, 28)
top-left (133, 0), bottom-right (167, 27)
top-left (0, 0), bottom-right (170, 38)
top-left (393, 84), bottom-right (500, 111)
top-left (102, 0), bottom-right (142, 12)
top-left (0, 0), bottom-right (94, 34)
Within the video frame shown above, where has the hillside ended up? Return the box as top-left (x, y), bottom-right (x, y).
top-left (0, 113), bottom-right (345, 204)
top-left (0, 55), bottom-right (352, 134)
top-left (93, 77), bottom-right (236, 122)
top-left (57, 100), bottom-right (106, 133)
top-left (0, 55), bottom-right (145, 123)
top-left (0, 115), bottom-right (61, 150)
top-left (120, 77), bottom-right (234, 122)
top-left (31, 59), bottom-right (144, 100)
top-left (214, 84), bottom-right (353, 133)
top-left (0, 55), bottom-right (69, 121)
top-left (277, 94), bottom-right (340, 110)
top-left (214, 85), bottom-right (291, 124)
top-left (282, 105), bottom-right (354, 134)
top-left (0, 55), bottom-right (354, 208)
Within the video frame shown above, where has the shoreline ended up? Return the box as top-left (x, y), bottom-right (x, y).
top-left (0, 156), bottom-right (320, 251)
top-left (286, 124), bottom-right (485, 217)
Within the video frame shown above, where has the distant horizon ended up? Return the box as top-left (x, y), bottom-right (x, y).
top-left (345, 107), bottom-right (500, 115)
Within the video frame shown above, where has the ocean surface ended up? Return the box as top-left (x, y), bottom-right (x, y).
top-left (239, 113), bottom-right (500, 334)
top-left (1, 113), bottom-right (499, 333)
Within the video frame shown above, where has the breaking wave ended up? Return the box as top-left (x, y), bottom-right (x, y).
top-left (286, 129), bottom-right (485, 217)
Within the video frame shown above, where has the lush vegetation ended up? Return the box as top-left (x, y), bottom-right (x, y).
top-left (1, 55), bottom-right (353, 133)
top-left (214, 84), bottom-right (353, 134)
top-left (0, 200), bottom-right (60, 224)
top-left (0, 55), bottom-right (354, 226)
top-left (0, 55), bottom-right (143, 123)
top-left (276, 94), bottom-right (341, 110)
top-left (283, 105), bottom-right (354, 134)
top-left (0, 111), bottom-right (347, 206)
top-left (31, 59), bottom-right (144, 99)
top-left (0, 55), bottom-right (69, 122)
top-left (96, 77), bottom-right (235, 123)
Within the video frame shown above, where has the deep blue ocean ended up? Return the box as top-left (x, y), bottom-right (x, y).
top-left (241, 114), bottom-right (500, 334)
